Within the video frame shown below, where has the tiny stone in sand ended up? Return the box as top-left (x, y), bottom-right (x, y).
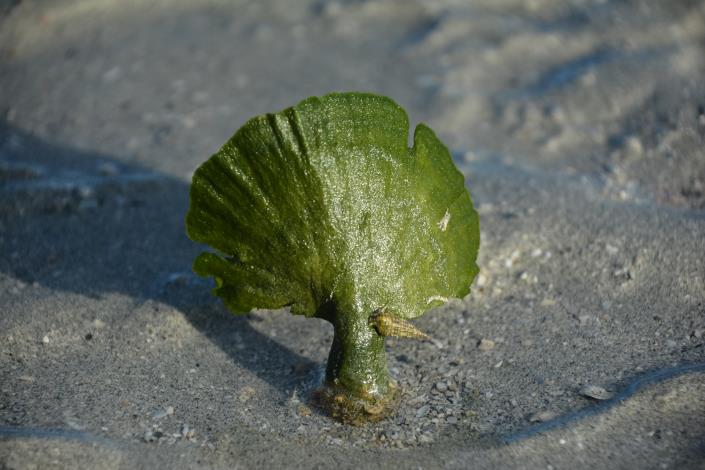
top-left (416, 405), bottom-right (430, 418)
top-left (239, 386), bottom-right (256, 403)
top-left (478, 339), bottom-right (495, 351)
top-left (579, 384), bottom-right (613, 400)
top-left (529, 410), bottom-right (558, 422)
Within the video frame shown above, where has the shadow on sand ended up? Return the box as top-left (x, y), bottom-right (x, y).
top-left (0, 121), bottom-right (318, 401)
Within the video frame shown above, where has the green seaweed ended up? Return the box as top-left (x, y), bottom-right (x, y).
top-left (186, 92), bottom-right (479, 423)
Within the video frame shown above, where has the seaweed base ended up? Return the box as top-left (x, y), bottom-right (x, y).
top-left (312, 379), bottom-right (400, 425)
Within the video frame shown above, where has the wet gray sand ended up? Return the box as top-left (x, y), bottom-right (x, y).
top-left (1, 1), bottom-right (704, 468)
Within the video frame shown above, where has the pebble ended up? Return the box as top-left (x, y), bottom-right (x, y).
top-left (41, 335), bottom-right (50, 344)
top-left (443, 368), bottom-right (459, 378)
top-left (579, 384), bottom-right (613, 400)
top-left (151, 406), bottom-right (174, 420)
top-left (504, 250), bottom-right (521, 268)
top-left (297, 404), bottom-right (311, 417)
top-left (435, 381), bottom-right (448, 392)
top-left (478, 339), bottom-right (495, 351)
top-left (239, 386), bottom-right (256, 403)
top-left (416, 405), bottom-right (430, 418)
top-left (529, 410), bottom-right (558, 422)
top-left (409, 394), bottom-right (427, 405)
top-left (624, 136), bottom-right (643, 156)
top-left (692, 329), bottom-right (704, 339)
top-left (430, 338), bottom-right (445, 349)
top-left (606, 244), bottom-right (619, 255)
top-left (613, 267), bottom-right (630, 278)
top-left (181, 423), bottom-right (194, 439)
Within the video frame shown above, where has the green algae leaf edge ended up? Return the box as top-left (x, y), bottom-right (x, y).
top-left (186, 92), bottom-right (480, 322)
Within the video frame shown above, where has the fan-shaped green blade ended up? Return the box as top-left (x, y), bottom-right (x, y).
top-left (186, 92), bottom-right (479, 320)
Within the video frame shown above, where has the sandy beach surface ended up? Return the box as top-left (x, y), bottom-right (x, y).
top-left (1, 1), bottom-right (704, 468)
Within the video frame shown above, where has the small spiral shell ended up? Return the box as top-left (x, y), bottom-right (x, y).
top-left (368, 309), bottom-right (431, 341)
